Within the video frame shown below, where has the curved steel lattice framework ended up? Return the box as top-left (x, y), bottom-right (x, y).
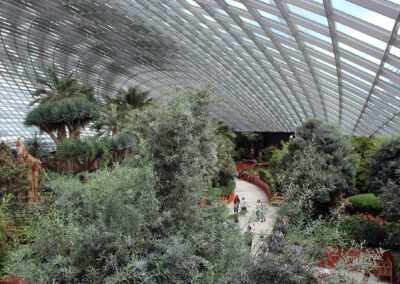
top-left (1, 0), bottom-right (400, 145)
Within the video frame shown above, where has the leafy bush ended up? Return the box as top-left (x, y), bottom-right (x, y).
top-left (5, 166), bottom-right (160, 283)
top-left (59, 137), bottom-right (110, 182)
top-left (348, 193), bottom-right (382, 215)
top-left (383, 222), bottom-right (400, 250)
top-left (354, 219), bottom-right (386, 248)
top-left (0, 197), bottom-right (12, 269)
top-left (217, 180), bottom-right (236, 196)
top-left (339, 214), bottom-right (386, 248)
top-left (281, 119), bottom-right (358, 220)
top-left (261, 145), bottom-right (277, 162)
top-left (366, 136), bottom-right (400, 193)
top-left (351, 137), bottom-right (375, 194)
top-left (107, 132), bottom-right (134, 164)
top-left (258, 169), bottom-right (268, 182)
top-left (380, 180), bottom-right (400, 221)
top-left (0, 143), bottom-right (29, 199)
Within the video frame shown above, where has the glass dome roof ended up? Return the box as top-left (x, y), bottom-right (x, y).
top-left (1, 0), bottom-right (400, 146)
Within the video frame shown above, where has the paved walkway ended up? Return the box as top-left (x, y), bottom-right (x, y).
top-left (229, 179), bottom-right (390, 283)
top-left (228, 179), bottom-right (278, 251)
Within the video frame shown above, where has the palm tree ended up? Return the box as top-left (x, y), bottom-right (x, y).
top-left (30, 69), bottom-right (94, 106)
top-left (103, 86), bottom-right (152, 112)
top-left (94, 86), bottom-right (153, 137)
top-left (92, 104), bottom-right (126, 137)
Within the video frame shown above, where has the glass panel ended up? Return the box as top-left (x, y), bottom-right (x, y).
top-left (254, 32), bottom-right (271, 41)
top-left (259, 0), bottom-right (276, 6)
top-left (339, 42), bottom-right (381, 64)
top-left (258, 9), bottom-right (285, 24)
top-left (296, 24), bottom-right (332, 44)
top-left (239, 16), bottom-right (261, 28)
top-left (286, 3), bottom-right (328, 26)
top-left (336, 22), bottom-right (387, 50)
top-left (185, 0), bottom-right (200, 7)
top-left (341, 57), bottom-right (376, 76)
top-left (225, 0), bottom-right (247, 11)
top-left (390, 46), bottom-right (400, 58)
top-left (332, 0), bottom-right (395, 31)
top-left (304, 42), bottom-right (334, 58)
top-left (270, 27), bottom-right (295, 41)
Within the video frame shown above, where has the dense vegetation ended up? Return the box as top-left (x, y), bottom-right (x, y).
top-left (2, 69), bottom-right (400, 282)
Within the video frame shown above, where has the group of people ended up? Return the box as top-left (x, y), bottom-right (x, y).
top-left (233, 195), bottom-right (266, 223)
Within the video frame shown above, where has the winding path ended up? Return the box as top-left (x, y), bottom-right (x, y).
top-left (229, 179), bottom-right (278, 250)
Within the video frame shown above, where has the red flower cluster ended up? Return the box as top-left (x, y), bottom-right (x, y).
top-left (357, 212), bottom-right (384, 226)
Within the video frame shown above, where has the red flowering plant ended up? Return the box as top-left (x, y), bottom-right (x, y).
top-left (357, 212), bottom-right (385, 227)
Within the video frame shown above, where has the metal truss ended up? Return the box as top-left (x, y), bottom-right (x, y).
top-left (1, 0), bottom-right (400, 147)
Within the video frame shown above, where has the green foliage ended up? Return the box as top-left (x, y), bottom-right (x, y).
top-left (0, 196), bottom-right (12, 268)
top-left (347, 193), bottom-right (382, 215)
top-left (351, 136), bottom-right (376, 159)
top-left (383, 222), bottom-right (400, 250)
top-left (213, 135), bottom-right (236, 190)
top-left (103, 86), bottom-right (152, 112)
top-left (25, 98), bottom-right (100, 137)
top-left (354, 219), bottom-right (386, 248)
top-left (107, 132), bottom-right (134, 164)
top-left (59, 137), bottom-right (109, 182)
top-left (30, 69), bottom-right (94, 106)
top-left (351, 136), bottom-right (376, 194)
top-left (339, 215), bottom-right (386, 248)
top-left (6, 85), bottom-right (261, 283)
top-left (282, 118), bottom-right (357, 220)
top-left (258, 169), bottom-right (268, 182)
top-left (130, 84), bottom-right (220, 205)
top-left (217, 180), bottom-right (236, 196)
top-left (23, 133), bottom-right (47, 159)
top-left (241, 131), bottom-right (260, 142)
top-left (0, 143), bottom-right (29, 198)
top-left (92, 104), bottom-right (126, 137)
top-left (216, 121), bottom-right (236, 141)
top-left (59, 137), bottom-right (109, 165)
top-left (379, 180), bottom-right (400, 221)
top-left (5, 166), bottom-right (160, 283)
top-left (366, 136), bottom-right (400, 193)
top-left (232, 147), bottom-right (246, 161)
top-left (262, 145), bottom-right (277, 162)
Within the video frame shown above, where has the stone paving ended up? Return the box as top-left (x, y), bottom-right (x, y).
top-left (228, 179), bottom-right (277, 251)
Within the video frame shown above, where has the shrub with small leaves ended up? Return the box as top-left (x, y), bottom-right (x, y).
top-left (281, 119), bottom-right (357, 220)
top-left (366, 136), bottom-right (400, 193)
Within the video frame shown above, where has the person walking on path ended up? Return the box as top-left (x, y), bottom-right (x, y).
top-left (234, 195), bottom-right (240, 213)
top-left (260, 202), bottom-right (265, 222)
top-left (241, 197), bottom-right (247, 213)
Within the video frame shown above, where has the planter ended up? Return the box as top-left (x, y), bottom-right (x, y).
top-left (316, 246), bottom-right (393, 269)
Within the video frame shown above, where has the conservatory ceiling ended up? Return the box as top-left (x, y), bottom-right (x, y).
top-left (1, 0), bottom-right (400, 145)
